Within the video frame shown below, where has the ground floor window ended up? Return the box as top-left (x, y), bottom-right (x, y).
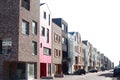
top-left (17, 63), bottom-right (26, 79)
top-left (28, 63), bottom-right (37, 79)
top-left (0, 38), bottom-right (12, 55)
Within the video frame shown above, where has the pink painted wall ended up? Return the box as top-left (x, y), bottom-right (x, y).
top-left (40, 3), bottom-right (52, 63)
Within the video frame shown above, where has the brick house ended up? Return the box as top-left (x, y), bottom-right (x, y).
top-left (0, 0), bottom-right (40, 80)
top-left (52, 22), bottom-right (63, 77)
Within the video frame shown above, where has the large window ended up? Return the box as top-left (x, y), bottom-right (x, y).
top-left (22, 20), bottom-right (29, 35)
top-left (32, 21), bottom-right (37, 35)
top-left (32, 41), bottom-right (37, 55)
top-left (41, 26), bottom-right (45, 36)
top-left (43, 47), bottom-right (51, 55)
top-left (21, 0), bottom-right (30, 10)
top-left (0, 38), bottom-right (12, 55)
top-left (28, 63), bottom-right (37, 79)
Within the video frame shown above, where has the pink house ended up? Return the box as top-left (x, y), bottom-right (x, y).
top-left (40, 3), bottom-right (52, 77)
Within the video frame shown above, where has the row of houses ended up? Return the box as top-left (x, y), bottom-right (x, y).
top-left (0, 0), bottom-right (114, 80)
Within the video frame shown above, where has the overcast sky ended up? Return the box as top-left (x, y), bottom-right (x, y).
top-left (41, 0), bottom-right (120, 66)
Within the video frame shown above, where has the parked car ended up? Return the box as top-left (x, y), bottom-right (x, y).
top-left (101, 66), bottom-right (105, 71)
top-left (89, 68), bottom-right (98, 73)
top-left (113, 67), bottom-right (120, 77)
top-left (73, 69), bottom-right (86, 75)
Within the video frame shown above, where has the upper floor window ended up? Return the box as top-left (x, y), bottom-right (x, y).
top-left (54, 49), bottom-right (61, 57)
top-left (32, 41), bottom-right (37, 55)
top-left (62, 37), bottom-right (67, 45)
top-left (62, 23), bottom-right (68, 33)
top-left (41, 26), bottom-right (45, 36)
top-left (21, 0), bottom-right (30, 10)
top-left (54, 33), bottom-right (61, 43)
top-left (44, 12), bottom-right (46, 19)
top-left (46, 29), bottom-right (49, 43)
top-left (48, 14), bottom-right (50, 25)
top-left (43, 47), bottom-right (51, 55)
top-left (62, 24), bottom-right (64, 31)
top-left (32, 21), bottom-right (37, 35)
top-left (0, 38), bottom-right (12, 55)
top-left (22, 20), bottom-right (29, 35)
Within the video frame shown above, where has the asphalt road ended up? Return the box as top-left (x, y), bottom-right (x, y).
top-left (53, 70), bottom-right (120, 80)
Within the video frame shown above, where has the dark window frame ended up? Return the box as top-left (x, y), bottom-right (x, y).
top-left (32, 41), bottom-right (37, 55)
top-left (21, 0), bottom-right (30, 10)
top-left (41, 26), bottom-right (45, 36)
top-left (43, 47), bottom-right (51, 56)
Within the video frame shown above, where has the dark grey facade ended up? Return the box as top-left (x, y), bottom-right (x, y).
top-left (52, 18), bottom-right (69, 74)
top-left (0, 0), bottom-right (40, 80)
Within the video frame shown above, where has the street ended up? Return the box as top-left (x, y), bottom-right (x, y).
top-left (52, 70), bottom-right (120, 80)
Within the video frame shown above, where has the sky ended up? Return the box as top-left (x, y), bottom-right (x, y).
top-left (41, 0), bottom-right (120, 66)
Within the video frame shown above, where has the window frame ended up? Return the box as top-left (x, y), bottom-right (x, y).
top-left (41, 26), bottom-right (45, 36)
top-left (32, 21), bottom-right (37, 35)
top-left (22, 20), bottom-right (29, 35)
top-left (43, 47), bottom-right (51, 56)
top-left (21, 0), bottom-right (30, 10)
top-left (32, 41), bottom-right (37, 55)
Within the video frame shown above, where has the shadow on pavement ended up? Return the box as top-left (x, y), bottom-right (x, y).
top-left (98, 72), bottom-right (113, 78)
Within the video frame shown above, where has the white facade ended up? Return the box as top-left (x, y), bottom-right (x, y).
top-left (68, 32), bottom-right (81, 74)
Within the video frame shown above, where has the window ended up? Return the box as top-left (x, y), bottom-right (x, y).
top-left (54, 33), bottom-right (61, 43)
top-left (32, 41), bottom-right (37, 55)
top-left (0, 38), bottom-right (12, 55)
top-left (28, 63), bottom-right (37, 78)
top-left (44, 12), bottom-right (46, 19)
top-left (62, 24), bottom-right (64, 31)
top-left (46, 29), bottom-right (49, 43)
top-left (62, 24), bottom-right (67, 32)
top-left (17, 63), bottom-right (26, 79)
top-left (22, 20), bottom-right (29, 35)
top-left (43, 47), bottom-right (51, 55)
top-left (62, 37), bottom-right (65, 44)
top-left (32, 21), bottom-right (37, 35)
top-left (41, 26), bottom-right (45, 36)
top-left (54, 49), bottom-right (58, 57)
top-left (48, 14), bottom-right (50, 25)
top-left (62, 37), bottom-right (67, 44)
top-left (54, 33), bottom-right (57, 42)
top-left (54, 49), bottom-right (61, 57)
top-left (21, 0), bottom-right (30, 10)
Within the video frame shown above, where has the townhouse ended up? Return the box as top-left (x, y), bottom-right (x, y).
top-left (52, 22), bottom-right (63, 77)
top-left (68, 32), bottom-right (83, 74)
top-left (52, 18), bottom-right (69, 74)
top-left (0, 0), bottom-right (40, 80)
top-left (82, 40), bottom-right (91, 72)
top-left (40, 3), bottom-right (52, 78)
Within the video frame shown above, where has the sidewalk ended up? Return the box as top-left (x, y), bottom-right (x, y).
top-left (41, 75), bottom-right (84, 80)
